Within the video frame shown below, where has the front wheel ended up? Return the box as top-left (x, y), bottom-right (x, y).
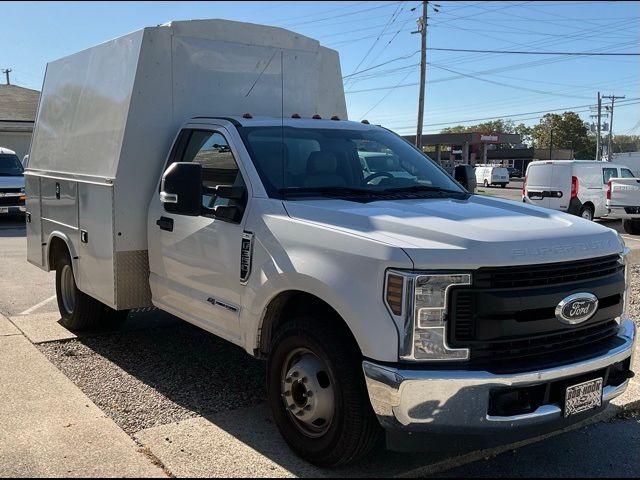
top-left (579, 205), bottom-right (594, 221)
top-left (267, 317), bottom-right (380, 467)
top-left (623, 219), bottom-right (640, 235)
top-left (55, 253), bottom-right (128, 330)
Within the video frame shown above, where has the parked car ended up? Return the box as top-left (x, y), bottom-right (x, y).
top-left (507, 167), bottom-right (522, 178)
top-left (475, 164), bottom-right (509, 188)
top-left (523, 160), bottom-right (635, 221)
top-left (25, 20), bottom-right (636, 467)
top-left (0, 147), bottom-right (26, 216)
top-left (607, 175), bottom-right (640, 234)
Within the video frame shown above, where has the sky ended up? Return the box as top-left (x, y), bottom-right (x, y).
top-left (1, 1), bottom-right (638, 136)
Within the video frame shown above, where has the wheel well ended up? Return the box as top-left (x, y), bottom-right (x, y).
top-left (48, 236), bottom-right (70, 271)
top-left (582, 201), bottom-right (595, 212)
top-left (256, 291), bottom-right (360, 358)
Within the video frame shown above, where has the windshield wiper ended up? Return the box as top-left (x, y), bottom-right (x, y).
top-left (381, 185), bottom-right (464, 195)
top-left (278, 186), bottom-right (378, 197)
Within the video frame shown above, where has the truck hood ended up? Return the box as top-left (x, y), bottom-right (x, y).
top-left (283, 195), bottom-right (623, 269)
top-left (0, 175), bottom-right (24, 189)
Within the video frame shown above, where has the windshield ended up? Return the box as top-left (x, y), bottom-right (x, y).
top-left (0, 154), bottom-right (24, 176)
top-left (238, 126), bottom-right (464, 198)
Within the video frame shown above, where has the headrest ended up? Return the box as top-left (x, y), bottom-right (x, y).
top-left (307, 151), bottom-right (338, 174)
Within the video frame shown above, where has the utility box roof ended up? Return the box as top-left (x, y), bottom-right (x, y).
top-left (29, 19), bottom-right (347, 179)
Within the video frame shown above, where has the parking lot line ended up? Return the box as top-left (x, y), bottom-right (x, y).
top-left (18, 295), bottom-right (56, 315)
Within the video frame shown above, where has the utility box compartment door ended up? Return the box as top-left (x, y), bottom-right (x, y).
top-left (25, 174), bottom-right (43, 267)
top-left (76, 182), bottom-right (116, 308)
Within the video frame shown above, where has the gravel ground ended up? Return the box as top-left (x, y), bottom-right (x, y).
top-left (38, 317), bottom-right (265, 435)
top-left (39, 268), bottom-right (640, 436)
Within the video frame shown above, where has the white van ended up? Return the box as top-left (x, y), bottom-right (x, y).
top-left (523, 160), bottom-right (635, 220)
top-left (475, 164), bottom-right (509, 188)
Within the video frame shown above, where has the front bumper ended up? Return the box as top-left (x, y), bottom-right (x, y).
top-left (0, 205), bottom-right (26, 214)
top-left (363, 319), bottom-right (635, 436)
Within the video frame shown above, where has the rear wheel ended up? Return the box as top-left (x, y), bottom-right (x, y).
top-left (267, 316), bottom-right (380, 467)
top-left (500, 183), bottom-right (507, 188)
top-left (579, 205), bottom-right (594, 221)
top-left (484, 179), bottom-right (489, 188)
top-left (55, 253), bottom-right (128, 330)
top-left (623, 219), bottom-right (640, 235)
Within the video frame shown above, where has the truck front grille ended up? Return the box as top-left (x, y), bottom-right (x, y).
top-left (448, 255), bottom-right (625, 371)
top-left (0, 196), bottom-right (24, 207)
top-left (470, 320), bottom-right (619, 365)
top-left (474, 254), bottom-right (622, 289)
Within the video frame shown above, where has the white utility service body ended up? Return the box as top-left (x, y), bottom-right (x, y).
top-left (26, 20), bottom-right (636, 467)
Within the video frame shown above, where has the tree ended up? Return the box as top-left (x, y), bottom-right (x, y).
top-left (532, 112), bottom-right (593, 159)
top-left (613, 135), bottom-right (640, 153)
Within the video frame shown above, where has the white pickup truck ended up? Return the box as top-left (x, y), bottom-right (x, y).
top-left (607, 177), bottom-right (640, 234)
top-left (25, 20), bottom-right (636, 467)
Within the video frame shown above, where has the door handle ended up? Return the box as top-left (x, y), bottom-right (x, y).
top-left (156, 216), bottom-right (174, 232)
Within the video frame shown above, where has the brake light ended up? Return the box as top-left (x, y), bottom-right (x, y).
top-left (571, 176), bottom-right (579, 199)
top-left (606, 180), bottom-right (612, 200)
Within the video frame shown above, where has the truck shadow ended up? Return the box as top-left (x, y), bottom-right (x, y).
top-left (66, 311), bottom-right (485, 476)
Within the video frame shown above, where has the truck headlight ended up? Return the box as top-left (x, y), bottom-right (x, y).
top-left (620, 247), bottom-right (631, 320)
top-left (385, 270), bottom-right (471, 362)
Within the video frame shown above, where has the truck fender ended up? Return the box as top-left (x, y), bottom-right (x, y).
top-left (45, 231), bottom-right (79, 272)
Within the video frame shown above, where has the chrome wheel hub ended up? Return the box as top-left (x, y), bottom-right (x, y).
top-left (281, 350), bottom-right (335, 438)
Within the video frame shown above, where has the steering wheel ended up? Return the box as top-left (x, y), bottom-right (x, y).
top-left (365, 171), bottom-right (394, 184)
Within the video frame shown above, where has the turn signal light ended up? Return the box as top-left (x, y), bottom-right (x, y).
top-left (606, 180), bottom-right (612, 200)
top-left (386, 273), bottom-right (404, 316)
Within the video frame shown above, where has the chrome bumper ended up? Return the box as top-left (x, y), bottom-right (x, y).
top-left (364, 319), bottom-right (636, 433)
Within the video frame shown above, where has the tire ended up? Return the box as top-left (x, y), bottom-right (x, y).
top-left (55, 253), bottom-right (129, 330)
top-left (623, 219), bottom-right (640, 235)
top-left (484, 179), bottom-right (489, 188)
top-left (579, 205), bottom-right (594, 221)
top-left (500, 183), bottom-right (507, 188)
top-left (267, 316), bottom-right (381, 467)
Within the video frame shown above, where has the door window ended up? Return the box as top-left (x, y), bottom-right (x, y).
top-left (603, 168), bottom-right (618, 184)
top-left (621, 168), bottom-right (635, 178)
top-left (180, 130), bottom-right (245, 212)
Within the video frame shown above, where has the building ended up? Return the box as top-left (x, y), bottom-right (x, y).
top-left (0, 84), bottom-right (40, 159)
top-left (403, 132), bottom-right (572, 173)
top-left (403, 132), bottom-right (523, 168)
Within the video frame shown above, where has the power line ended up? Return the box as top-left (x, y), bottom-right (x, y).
top-left (283, 1), bottom-right (403, 28)
top-left (359, 69), bottom-right (415, 119)
top-left (387, 98), bottom-right (640, 131)
top-left (426, 47), bottom-right (640, 55)
top-left (344, 2), bottom-right (407, 83)
top-left (427, 62), bottom-right (591, 99)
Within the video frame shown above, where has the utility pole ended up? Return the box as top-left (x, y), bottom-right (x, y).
top-left (596, 92), bottom-right (601, 161)
top-left (2, 69), bottom-right (11, 85)
top-left (603, 94), bottom-right (625, 162)
top-left (414, 1), bottom-right (428, 150)
top-left (549, 127), bottom-right (553, 159)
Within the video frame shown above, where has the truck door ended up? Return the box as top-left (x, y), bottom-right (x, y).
top-left (148, 127), bottom-right (248, 343)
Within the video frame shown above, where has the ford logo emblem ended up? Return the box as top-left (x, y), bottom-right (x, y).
top-left (555, 293), bottom-right (598, 325)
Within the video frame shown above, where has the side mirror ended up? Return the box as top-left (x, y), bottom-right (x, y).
top-left (454, 165), bottom-right (472, 192)
top-left (160, 162), bottom-right (203, 216)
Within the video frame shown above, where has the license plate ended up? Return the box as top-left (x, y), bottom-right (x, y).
top-left (564, 378), bottom-right (603, 417)
top-left (0, 207), bottom-right (8, 214)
